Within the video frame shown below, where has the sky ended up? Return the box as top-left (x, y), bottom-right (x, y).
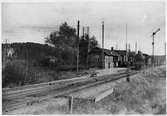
top-left (2, 1), bottom-right (166, 55)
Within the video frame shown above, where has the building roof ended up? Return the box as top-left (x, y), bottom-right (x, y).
top-left (111, 51), bottom-right (119, 56)
top-left (143, 53), bottom-right (151, 58)
top-left (114, 50), bottom-right (127, 56)
top-left (89, 47), bottom-right (118, 56)
top-left (128, 51), bottom-right (136, 57)
top-left (90, 48), bottom-right (143, 58)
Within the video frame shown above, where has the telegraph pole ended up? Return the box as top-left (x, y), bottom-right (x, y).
top-left (82, 27), bottom-right (85, 37)
top-left (86, 26), bottom-right (90, 69)
top-left (128, 43), bottom-right (130, 52)
top-left (101, 21), bottom-right (104, 69)
top-left (135, 42), bottom-right (137, 53)
top-left (165, 42), bottom-right (166, 56)
top-left (125, 24), bottom-right (128, 63)
top-left (125, 24), bottom-right (130, 82)
top-left (77, 20), bottom-right (80, 72)
top-left (5, 39), bottom-right (8, 57)
top-left (126, 24), bottom-right (127, 52)
top-left (4, 39), bottom-right (8, 63)
top-left (164, 42), bottom-right (166, 65)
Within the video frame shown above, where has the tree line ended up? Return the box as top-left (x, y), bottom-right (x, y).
top-left (44, 22), bottom-right (99, 68)
top-left (3, 22), bottom-right (99, 69)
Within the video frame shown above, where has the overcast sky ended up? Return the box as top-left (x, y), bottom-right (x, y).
top-left (2, 1), bottom-right (165, 55)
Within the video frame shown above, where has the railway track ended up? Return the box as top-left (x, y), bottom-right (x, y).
top-left (3, 75), bottom-right (90, 94)
top-left (3, 69), bottom-right (126, 93)
top-left (3, 70), bottom-right (138, 113)
top-left (3, 71), bottom-right (126, 100)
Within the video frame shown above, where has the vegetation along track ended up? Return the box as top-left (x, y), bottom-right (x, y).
top-left (3, 70), bottom-right (138, 113)
top-left (3, 71), bottom-right (126, 100)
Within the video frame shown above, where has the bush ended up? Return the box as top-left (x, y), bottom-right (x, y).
top-left (57, 65), bottom-right (86, 71)
top-left (35, 56), bottom-right (59, 67)
top-left (2, 62), bottom-right (26, 87)
top-left (38, 57), bottom-right (51, 67)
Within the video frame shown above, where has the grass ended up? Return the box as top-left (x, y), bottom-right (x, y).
top-left (72, 66), bottom-right (166, 114)
top-left (2, 59), bottom-right (90, 88)
top-left (4, 65), bottom-right (166, 114)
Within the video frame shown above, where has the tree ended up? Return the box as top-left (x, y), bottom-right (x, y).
top-left (45, 22), bottom-right (99, 68)
top-left (45, 22), bottom-right (77, 66)
top-left (79, 34), bottom-right (98, 65)
top-left (45, 22), bottom-right (76, 48)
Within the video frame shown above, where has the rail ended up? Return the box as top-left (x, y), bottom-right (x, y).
top-left (3, 71), bottom-right (127, 100)
top-left (3, 71), bottom-right (137, 113)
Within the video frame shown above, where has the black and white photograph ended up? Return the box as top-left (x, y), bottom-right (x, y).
top-left (1, 0), bottom-right (166, 114)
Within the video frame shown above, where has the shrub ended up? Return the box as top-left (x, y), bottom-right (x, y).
top-left (38, 57), bottom-right (51, 67)
top-left (35, 56), bottom-right (59, 67)
top-left (2, 62), bottom-right (26, 87)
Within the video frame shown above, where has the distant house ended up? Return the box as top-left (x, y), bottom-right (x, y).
top-left (143, 53), bottom-right (151, 66)
top-left (89, 47), bottom-right (117, 69)
top-left (110, 47), bottom-right (119, 67)
top-left (154, 55), bottom-right (166, 65)
top-left (114, 50), bottom-right (128, 67)
top-left (128, 51), bottom-right (136, 66)
top-left (112, 49), bottom-right (138, 67)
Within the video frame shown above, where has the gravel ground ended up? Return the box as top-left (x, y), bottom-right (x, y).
top-left (95, 67), bottom-right (126, 76)
top-left (5, 66), bottom-right (166, 114)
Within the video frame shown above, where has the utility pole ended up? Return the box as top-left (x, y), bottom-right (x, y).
top-left (165, 42), bottom-right (166, 56)
top-left (87, 26), bottom-right (89, 36)
top-left (82, 27), bottom-right (85, 38)
top-left (101, 21), bottom-right (104, 69)
top-left (125, 24), bottom-right (128, 63)
top-left (5, 39), bottom-right (8, 56)
top-left (125, 24), bottom-right (130, 82)
top-left (135, 42), bottom-right (137, 53)
top-left (86, 26), bottom-right (90, 69)
top-left (77, 20), bottom-right (80, 72)
top-left (4, 39), bottom-right (8, 63)
top-left (126, 24), bottom-right (128, 52)
top-left (25, 45), bottom-right (30, 83)
top-left (165, 42), bottom-right (166, 65)
top-left (128, 43), bottom-right (130, 52)
top-left (151, 28), bottom-right (160, 68)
